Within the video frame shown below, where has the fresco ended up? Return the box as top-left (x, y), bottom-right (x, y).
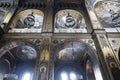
top-left (56, 40), bottom-right (95, 62)
top-left (39, 62), bottom-right (48, 80)
top-left (9, 9), bottom-right (44, 33)
top-left (95, 1), bottom-right (120, 32)
top-left (108, 38), bottom-right (120, 60)
top-left (81, 39), bottom-right (96, 49)
top-left (0, 41), bottom-right (37, 61)
top-left (54, 10), bottom-right (87, 33)
top-left (17, 45), bottom-right (37, 60)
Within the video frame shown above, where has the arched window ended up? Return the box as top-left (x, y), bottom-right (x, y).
top-left (0, 41), bottom-right (37, 80)
top-left (21, 72), bottom-right (31, 80)
top-left (60, 71), bottom-right (80, 80)
top-left (9, 9), bottom-right (44, 33)
top-left (61, 72), bottom-right (68, 80)
top-left (55, 67), bottom-right (83, 80)
top-left (94, 1), bottom-right (120, 32)
top-left (54, 9), bottom-right (87, 33)
top-left (54, 41), bottom-right (103, 80)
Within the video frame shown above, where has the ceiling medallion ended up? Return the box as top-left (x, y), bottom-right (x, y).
top-left (24, 12), bottom-right (35, 28)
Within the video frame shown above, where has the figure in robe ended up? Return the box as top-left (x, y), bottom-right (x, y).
top-left (39, 66), bottom-right (47, 80)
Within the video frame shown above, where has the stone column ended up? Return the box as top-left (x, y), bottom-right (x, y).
top-left (92, 30), bottom-right (120, 80)
top-left (85, 0), bottom-right (120, 80)
top-left (35, 37), bottom-right (51, 80)
top-left (42, 0), bottom-right (53, 33)
top-left (48, 46), bottom-right (54, 80)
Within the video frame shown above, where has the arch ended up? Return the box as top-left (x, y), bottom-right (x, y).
top-left (54, 9), bottom-right (87, 33)
top-left (54, 40), bottom-right (103, 80)
top-left (0, 41), bottom-right (37, 57)
top-left (9, 9), bottom-right (44, 33)
top-left (0, 41), bottom-right (38, 80)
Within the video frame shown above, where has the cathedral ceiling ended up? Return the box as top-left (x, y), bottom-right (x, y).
top-left (55, 41), bottom-right (95, 64)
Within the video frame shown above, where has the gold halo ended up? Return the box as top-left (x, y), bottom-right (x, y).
top-left (40, 66), bottom-right (46, 72)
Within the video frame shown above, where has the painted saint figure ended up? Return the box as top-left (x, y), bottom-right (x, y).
top-left (39, 66), bottom-right (47, 80)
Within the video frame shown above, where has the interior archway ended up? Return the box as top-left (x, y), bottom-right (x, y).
top-left (55, 66), bottom-right (83, 80)
top-left (0, 41), bottom-right (37, 80)
top-left (54, 41), bottom-right (103, 80)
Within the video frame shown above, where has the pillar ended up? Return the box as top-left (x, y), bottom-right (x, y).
top-left (85, 0), bottom-right (120, 80)
top-left (42, 0), bottom-right (53, 33)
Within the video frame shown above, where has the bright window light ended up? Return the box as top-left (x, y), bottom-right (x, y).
top-left (22, 72), bottom-right (31, 80)
top-left (61, 72), bottom-right (68, 80)
top-left (70, 72), bottom-right (77, 80)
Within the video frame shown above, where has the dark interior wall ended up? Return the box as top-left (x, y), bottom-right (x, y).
top-left (0, 60), bottom-right (10, 74)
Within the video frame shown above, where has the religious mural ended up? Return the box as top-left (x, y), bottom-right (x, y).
top-left (108, 38), bottom-right (120, 60)
top-left (94, 1), bottom-right (120, 32)
top-left (56, 40), bottom-right (96, 62)
top-left (54, 10), bottom-right (87, 33)
top-left (39, 62), bottom-right (48, 80)
top-left (40, 49), bottom-right (49, 62)
top-left (0, 0), bottom-right (120, 80)
top-left (0, 41), bottom-right (37, 60)
top-left (9, 9), bottom-right (44, 33)
top-left (98, 35), bottom-right (120, 80)
top-left (81, 39), bottom-right (96, 49)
